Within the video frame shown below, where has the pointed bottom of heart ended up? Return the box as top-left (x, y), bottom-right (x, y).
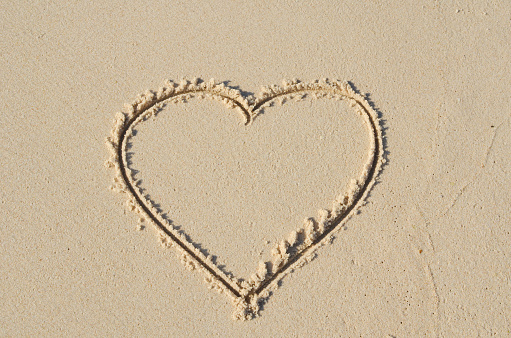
top-left (105, 78), bottom-right (384, 320)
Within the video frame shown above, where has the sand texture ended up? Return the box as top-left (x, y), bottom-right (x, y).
top-left (2, 0), bottom-right (510, 336)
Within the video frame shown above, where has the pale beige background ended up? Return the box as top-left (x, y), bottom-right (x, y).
top-left (1, 0), bottom-right (510, 336)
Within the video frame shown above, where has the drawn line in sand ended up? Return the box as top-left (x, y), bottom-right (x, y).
top-left (105, 78), bottom-right (385, 320)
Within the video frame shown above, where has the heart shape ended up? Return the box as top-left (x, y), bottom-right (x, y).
top-left (105, 78), bottom-right (384, 320)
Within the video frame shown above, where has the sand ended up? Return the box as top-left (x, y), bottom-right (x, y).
top-left (2, 0), bottom-right (510, 336)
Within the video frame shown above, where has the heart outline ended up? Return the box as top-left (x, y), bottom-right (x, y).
top-left (105, 78), bottom-right (384, 320)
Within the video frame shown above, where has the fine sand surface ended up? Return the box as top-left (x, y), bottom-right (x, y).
top-left (2, 1), bottom-right (510, 336)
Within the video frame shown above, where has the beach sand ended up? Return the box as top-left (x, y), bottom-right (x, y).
top-left (1, 0), bottom-right (510, 336)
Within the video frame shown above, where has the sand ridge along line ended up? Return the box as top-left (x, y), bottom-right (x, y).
top-left (105, 78), bottom-right (385, 320)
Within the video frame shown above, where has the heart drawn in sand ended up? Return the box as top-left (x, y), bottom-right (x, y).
top-left (105, 78), bottom-right (384, 320)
